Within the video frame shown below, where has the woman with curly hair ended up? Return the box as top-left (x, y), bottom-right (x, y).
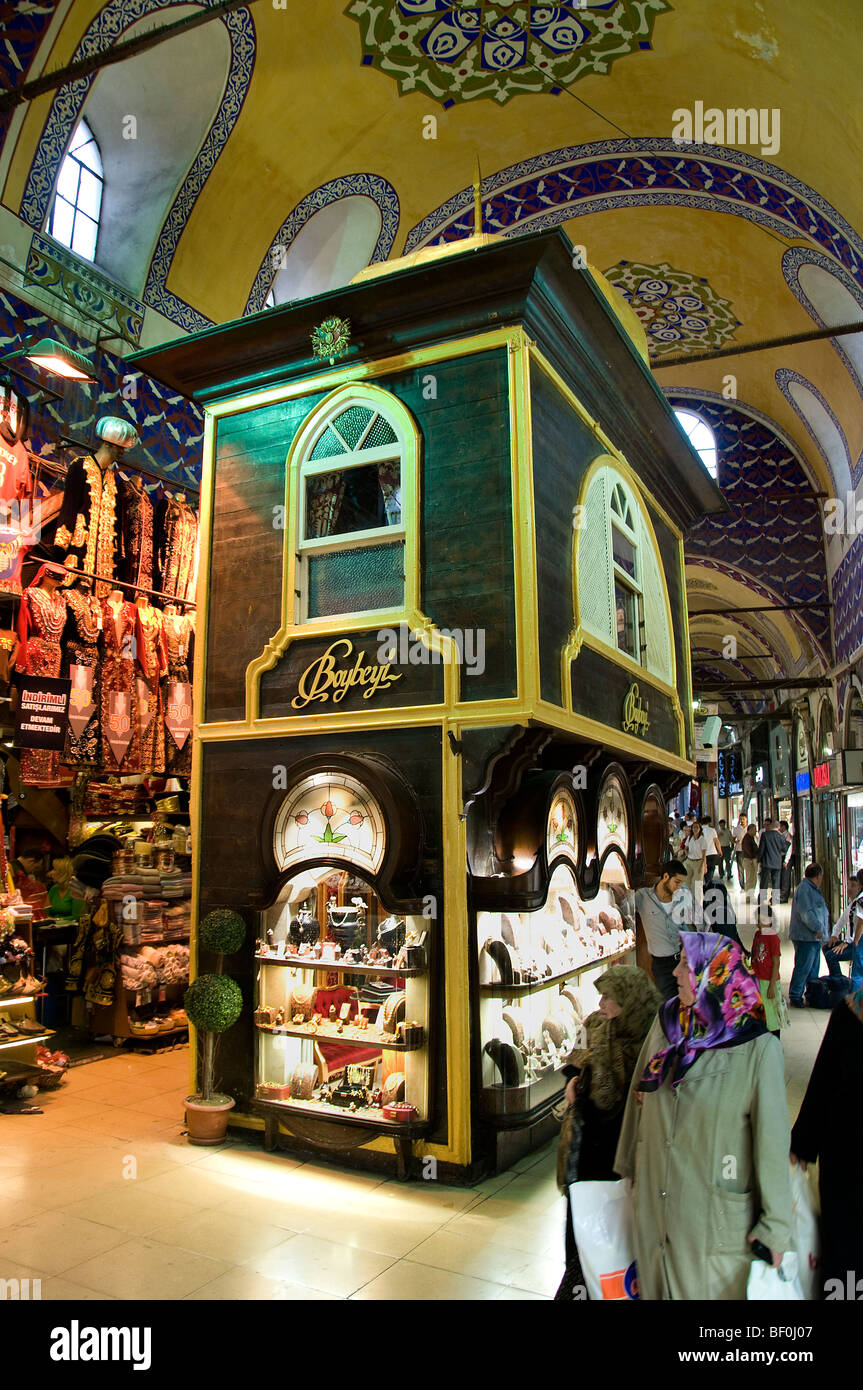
top-left (614, 932), bottom-right (792, 1299)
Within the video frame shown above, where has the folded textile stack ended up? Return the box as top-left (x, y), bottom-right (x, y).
top-left (141, 900), bottom-right (165, 942)
top-left (160, 870), bottom-right (192, 899)
top-left (120, 951), bottom-right (158, 992)
top-left (162, 904), bottom-right (190, 940)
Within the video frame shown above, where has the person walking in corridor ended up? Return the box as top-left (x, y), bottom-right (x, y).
top-left (682, 820), bottom-right (708, 903)
top-left (757, 818), bottom-right (787, 907)
top-left (789, 864), bottom-right (831, 1007)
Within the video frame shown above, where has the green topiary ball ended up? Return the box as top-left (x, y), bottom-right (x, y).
top-left (185, 974), bottom-right (243, 1034)
top-left (199, 909), bottom-right (246, 956)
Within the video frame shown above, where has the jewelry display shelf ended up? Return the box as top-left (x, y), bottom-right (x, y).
top-left (255, 1021), bottom-right (423, 1051)
top-left (255, 953), bottom-right (423, 977)
top-left (479, 941), bottom-right (635, 998)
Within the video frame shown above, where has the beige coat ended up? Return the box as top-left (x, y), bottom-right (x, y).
top-left (614, 1019), bottom-right (792, 1300)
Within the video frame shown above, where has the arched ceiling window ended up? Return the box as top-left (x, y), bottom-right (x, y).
top-left (673, 408), bottom-right (718, 479)
top-left (47, 117), bottom-right (103, 261)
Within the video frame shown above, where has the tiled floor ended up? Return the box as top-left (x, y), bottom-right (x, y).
top-left (0, 896), bottom-right (832, 1300)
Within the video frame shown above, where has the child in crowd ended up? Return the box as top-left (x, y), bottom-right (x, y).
top-left (751, 903), bottom-right (783, 1036)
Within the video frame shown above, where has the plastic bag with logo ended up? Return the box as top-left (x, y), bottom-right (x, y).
top-left (568, 1179), bottom-right (640, 1300)
top-left (746, 1250), bottom-right (805, 1300)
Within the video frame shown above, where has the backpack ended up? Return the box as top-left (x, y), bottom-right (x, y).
top-left (804, 978), bottom-right (831, 1009)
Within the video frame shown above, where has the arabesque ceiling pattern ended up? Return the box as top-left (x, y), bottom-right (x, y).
top-left (1, 0), bottom-right (862, 726)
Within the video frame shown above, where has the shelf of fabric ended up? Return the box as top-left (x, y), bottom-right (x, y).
top-left (255, 954), bottom-right (423, 977)
top-left (255, 1021), bottom-right (423, 1051)
top-left (479, 942), bottom-right (635, 998)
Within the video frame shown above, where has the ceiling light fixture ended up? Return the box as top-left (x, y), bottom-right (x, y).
top-left (23, 337), bottom-right (96, 382)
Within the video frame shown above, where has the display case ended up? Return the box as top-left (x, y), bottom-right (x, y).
top-left (254, 866), bottom-right (430, 1133)
top-left (476, 858), bottom-right (634, 1120)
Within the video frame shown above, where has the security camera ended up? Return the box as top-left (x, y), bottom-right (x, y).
top-left (701, 715), bottom-right (722, 749)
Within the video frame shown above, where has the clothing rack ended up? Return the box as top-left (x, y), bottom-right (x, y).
top-left (25, 560), bottom-right (196, 609)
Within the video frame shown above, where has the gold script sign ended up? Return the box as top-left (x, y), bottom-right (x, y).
top-left (622, 682), bottom-right (650, 738)
top-left (292, 639), bottom-right (403, 709)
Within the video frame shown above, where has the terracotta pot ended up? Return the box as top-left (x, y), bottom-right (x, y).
top-left (184, 1094), bottom-right (235, 1145)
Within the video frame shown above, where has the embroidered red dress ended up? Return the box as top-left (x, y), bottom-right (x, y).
top-left (134, 603), bottom-right (167, 774)
top-left (62, 585), bottom-right (103, 765)
top-left (100, 596), bottom-right (139, 774)
top-left (15, 582), bottom-right (67, 785)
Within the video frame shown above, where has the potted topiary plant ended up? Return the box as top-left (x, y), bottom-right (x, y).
top-left (184, 908), bottom-right (245, 1145)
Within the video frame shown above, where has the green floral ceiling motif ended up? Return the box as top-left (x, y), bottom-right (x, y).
top-left (345, 1), bottom-right (672, 106)
top-left (602, 260), bottom-right (741, 359)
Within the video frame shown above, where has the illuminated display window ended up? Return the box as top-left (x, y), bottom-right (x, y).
top-left (597, 773), bottom-right (630, 857)
top-left (546, 788), bottom-right (579, 865)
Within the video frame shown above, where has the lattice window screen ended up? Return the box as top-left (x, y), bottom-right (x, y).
top-left (577, 467), bottom-right (615, 644)
top-left (638, 511), bottom-right (674, 686)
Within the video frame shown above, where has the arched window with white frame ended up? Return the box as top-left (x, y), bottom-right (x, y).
top-left (47, 118), bottom-right (103, 261)
top-left (575, 461), bottom-right (674, 688)
top-left (295, 389), bottom-right (415, 622)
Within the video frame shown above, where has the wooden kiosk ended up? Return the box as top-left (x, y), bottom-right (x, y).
top-left (133, 228), bottom-right (722, 1180)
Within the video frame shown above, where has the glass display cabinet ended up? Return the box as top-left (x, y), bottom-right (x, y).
top-left (254, 867), bottom-right (430, 1132)
top-left (477, 859), bottom-right (634, 1118)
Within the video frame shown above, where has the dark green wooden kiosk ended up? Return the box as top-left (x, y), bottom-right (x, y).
top-left (133, 227), bottom-right (723, 1180)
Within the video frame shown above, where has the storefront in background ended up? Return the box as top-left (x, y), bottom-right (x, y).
top-left (135, 228), bottom-right (721, 1178)
top-left (793, 717), bottom-right (814, 869)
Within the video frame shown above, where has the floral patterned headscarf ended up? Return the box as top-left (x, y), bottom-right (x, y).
top-left (638, 931), bottom-right (767, 1091)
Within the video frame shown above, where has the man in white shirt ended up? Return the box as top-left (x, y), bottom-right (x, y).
top-left (732, 813), bottom-right (748, 889)
top-left (701, 816), bottom-right (723, 881)
top-left (635, 859), bottom-right (704, 1002)
top-left (824, 869), bottom-right (863, 990)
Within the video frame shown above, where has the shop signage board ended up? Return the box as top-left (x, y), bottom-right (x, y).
top-left (16, 675), bottom-right (70, 750)
top-left (795, 770), bottom-right (811, 795)
top-left (260, 625), bottom-right (444, 719)
top-left (621, 682), bottom-right (650, 737)
top-left (813, 762), bottom-right (829, 789)
top-left (717, 747), bottom-right (743, 798)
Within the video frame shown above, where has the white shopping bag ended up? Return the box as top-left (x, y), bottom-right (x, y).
top-left (747, 1250), bottom-right (805, 1300)
top-left (789, 1162), bottom-right (820, 1300)
top-left (568, 1179), bottom-right (640, 1300)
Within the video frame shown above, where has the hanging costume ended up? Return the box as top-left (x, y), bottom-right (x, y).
top-left (134, 602), bottom-right (167, 775)
top-left (15, 569), bottom-right (68, 785)
top-left (120, 474), bottom-right (155, 593)
top-left (100, 595), bottom-right (139, 774)
top-left (62, 584), bottom-right (103, 765)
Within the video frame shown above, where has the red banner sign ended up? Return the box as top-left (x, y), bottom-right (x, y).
top-left (813, 762), bottom-right (829, 789)
top-left (107, 692), bottom-right (133, 764)
top-left (67, 663), bottom-right (95, 737)
top-left (165, 681), bottom-right (193, 750)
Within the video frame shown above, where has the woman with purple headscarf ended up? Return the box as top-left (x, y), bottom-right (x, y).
top-left (614, 932), bottom-right (792, 1299)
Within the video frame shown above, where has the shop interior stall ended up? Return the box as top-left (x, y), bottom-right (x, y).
top-left (0, 374), bottom-right (200, 1102)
